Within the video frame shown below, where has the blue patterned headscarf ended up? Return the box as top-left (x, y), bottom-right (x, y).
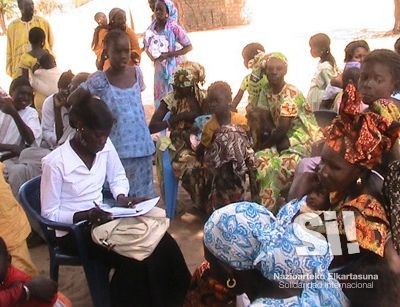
top-left (164, 0), bottom-right (179, 22)
top-left (203, 202), bottom-right (275, 271)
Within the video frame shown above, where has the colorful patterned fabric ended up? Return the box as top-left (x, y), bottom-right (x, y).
top-left (256, 148), bottom-right (301, 213)
top-left (201, 112), bottom-right (248, 148)
top-left (266, 52), bottom-right (288, 64)
top-left (172, 61), bottom-right (206, 104)
top-left (204, 125), bottom-right (254, 177)
top-left (255, 83), bottom-right (322, 211)
top-left (165, 0), bottom-right (179, 22)
top-left (204, 199), bottom-right (347, 306)
top-left (144, 18), bottom-right (191, 107)
top-left (204, 125), bottom-right (255, 213)
top-left (257, 83), bottom-right (321, 156)
top-left (239, 74), bottom-right (268, 107)
top-left (329, 193), bottom-right (389, 257)
top-left (383, 160), bottom-right (400, 255)
top-left (324, 110), bottom-right (398, 170)
top-left (244, 52), bottom-right (271, 107)
top-left (370, 98), bottom-right (400, 121)
top-left (157, 88), bottom-right (210, 208)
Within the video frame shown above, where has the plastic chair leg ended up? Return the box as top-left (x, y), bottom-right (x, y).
top-left (162, 150), bottom-right (178, 219)
top-left (49, 258), bottom-right (59, 282)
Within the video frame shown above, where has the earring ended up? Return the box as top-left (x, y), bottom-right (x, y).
top-left (356, 177), bottom-right (362, 185)
top-left (226, 277), bottom-right (236, 289)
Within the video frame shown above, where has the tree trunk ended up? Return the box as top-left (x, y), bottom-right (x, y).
top-left (394, 0), bottom-right (400, 33)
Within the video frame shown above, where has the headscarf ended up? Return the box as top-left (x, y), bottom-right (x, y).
top-left (383, 160), bottom-right (400, 255)
top-left (204, 202), bottom-right (275, 271)
top-left (164, 0), bottom-right (179, 22)
top-left (172, 61), bottom-right (205, 101)
top-left (204, 200), bottom-right (331, 276)
top-left (324, 83), bottom-right (399, 169)
top-left (266, 52), bottom-right (288, 65)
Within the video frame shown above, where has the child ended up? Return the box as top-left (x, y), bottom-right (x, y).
top-left (200, 81), bottom-right (257, 214)
top-left (231, 42), bottom-right (265, 110)
top-left (358, 49), bottom-right (400, 121)
top-left (20, 27), bottom-right (49, 80)
top-left (70, 29), bottom-right (155, 198)
top-left (30, 53), bottom-right (61, 115)
top-left (0, 237), bottom-right (72, 307)
top-left (0, 77), bottom-right (41, 160)
top-left (91, 12), bottom-right (108, 67)
top-left (307, 33), bottom-right (338, 111)
top-left (321, 40), bottom-right (369, 109)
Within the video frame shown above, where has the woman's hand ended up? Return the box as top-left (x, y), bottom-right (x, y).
top-left (117, 195), bottom-right (150, 208)
top-left (25, 276), bottom-right (58, 302)
top-left (156, 52), bottom-right (171, 62)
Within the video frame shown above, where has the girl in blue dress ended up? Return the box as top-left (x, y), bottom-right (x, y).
top-left (69, 30), bottom-right (155, 198)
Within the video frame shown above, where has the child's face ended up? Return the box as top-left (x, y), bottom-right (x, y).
top-left (107, 36), bottom-right (130, 70)
top-left (307, 189), bottom-right (329, 211)
top-left (351, 47), bottom-right (368, 63)
top-left (359, 62), bottom-right (396, 104)
top-left (12, 85), bottom-right (33, 110)
top-left (96, 13), bottom-right (107, 26)
top-left (207, 89), bottom-right (229, 114)
top-left (309, 42), bottom-right (321, 58)
top-left (265, 58), bottom-right (287, 86)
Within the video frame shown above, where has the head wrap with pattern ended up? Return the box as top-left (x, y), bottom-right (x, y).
top-left (164, 0), bottom-right (178, 21)
top-left (171, 61), bottom-right (205, 103)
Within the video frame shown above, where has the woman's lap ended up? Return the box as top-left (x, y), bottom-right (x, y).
top-left (256, 148), bottom-right (301, 213)
top-left (110, 232), bottom-right (191, 307)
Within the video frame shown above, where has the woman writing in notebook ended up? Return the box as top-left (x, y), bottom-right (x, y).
top-left (40, 91), bottom-right (191, 307)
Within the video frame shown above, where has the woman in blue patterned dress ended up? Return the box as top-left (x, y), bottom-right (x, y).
top-left (69, 30), bottom-right (155, 197)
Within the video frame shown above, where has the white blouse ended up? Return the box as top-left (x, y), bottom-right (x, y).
top-left (41, 138), bottom-right (129, 234)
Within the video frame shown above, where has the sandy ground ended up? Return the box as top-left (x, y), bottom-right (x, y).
top-left (1, 0), bottom-right (400, 305)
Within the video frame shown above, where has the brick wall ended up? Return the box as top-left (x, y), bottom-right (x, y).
top-left (178, 0), bottom-right (248, 31)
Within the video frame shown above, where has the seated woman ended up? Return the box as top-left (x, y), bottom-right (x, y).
top-left (255, 52), bottom-right (321, 213)
top-left (41, 92), bottom-right (191, 306)
top-left (194, 107), bottom-right (400, 306)
top-left (199, 81), bottom-right (257, 214)
top-left (149, 61), bottom-right (210, 208)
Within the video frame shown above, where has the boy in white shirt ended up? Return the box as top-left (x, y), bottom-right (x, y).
top-left (0, 77), bottom-right (41, 160)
